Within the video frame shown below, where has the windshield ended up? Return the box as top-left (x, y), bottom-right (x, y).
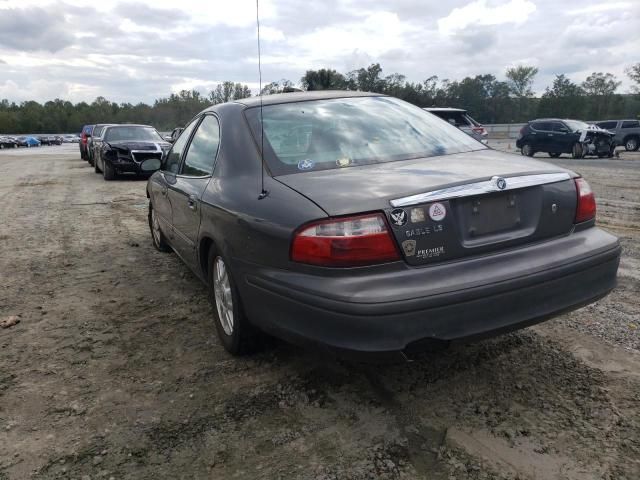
top-left (245, 96), bottom-right (486, 175)
top-left (564, 120), bottom-right (589, 131)
top-left (104, 126), bottom-right (163, 142)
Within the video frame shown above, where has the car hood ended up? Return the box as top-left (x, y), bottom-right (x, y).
top-left (274, 149), bottom-right (576, 216)
top-left (107, 141), bottom-right (170, 151)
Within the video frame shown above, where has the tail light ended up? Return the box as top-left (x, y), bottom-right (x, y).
top-left (291, 213), bottom-right (400, 267)
top-left (574, 177), bottom-right (596, 223)
top-left (472, 126), bottom-right (487, 137)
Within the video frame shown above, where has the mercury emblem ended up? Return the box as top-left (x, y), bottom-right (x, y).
top-left (492, 176), bottom-right (507, 190)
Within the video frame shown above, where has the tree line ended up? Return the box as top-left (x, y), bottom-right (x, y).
top-left (1, 64), bottom-right (638, 134)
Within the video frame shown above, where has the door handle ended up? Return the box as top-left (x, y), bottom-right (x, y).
top-left (187, 195), bottom-right (198, 211)
top-left (548, 134), bottom-right (553, 136)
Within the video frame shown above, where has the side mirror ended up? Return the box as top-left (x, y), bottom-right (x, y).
top-left (140, 158), bottom-right (162, 172)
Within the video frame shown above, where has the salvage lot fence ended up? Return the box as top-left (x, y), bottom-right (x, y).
top-left (485, 123), bottom-right (526, 139)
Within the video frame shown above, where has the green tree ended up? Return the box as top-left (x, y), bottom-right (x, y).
top-left (581, 72), bottom-right (621, 119)
top-left (625, 63), bottom-right (640, 94)
top-left (537, 74), bottom-right (585, 119)
top-left (209, 82), bottom-right (252, 104)
top-left (505, 65), bottom-right (538, 121)
top-left (260, 79), bottom-right (294, 95)
top-left (347, 63), bottom-right (384, 92)
top-left (301, 69), bottom-right (347, 90)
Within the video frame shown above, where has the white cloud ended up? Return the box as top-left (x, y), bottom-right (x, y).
top-left (438, 0), bottom-right (536, 34)
top-left (295, 11), bottom-right (415, 60)
top-left (0, 0), bottom-right (637, 103)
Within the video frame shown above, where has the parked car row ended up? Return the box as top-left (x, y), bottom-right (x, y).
top-left (0, 136), bottom-right (41, 148)
top-left (79, 123), bottom-right (171, 180)
top-left (0, 134), bottom-right (80, 149)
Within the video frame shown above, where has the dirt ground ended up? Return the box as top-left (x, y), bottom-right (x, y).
top-left (1, 144), bottom-right (639, 480)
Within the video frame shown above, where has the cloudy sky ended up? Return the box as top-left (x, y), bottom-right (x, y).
top-left (0, 0), bottom-right (638, 104)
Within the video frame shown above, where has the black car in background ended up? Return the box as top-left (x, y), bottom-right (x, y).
top-left (143, 91), bottom-right (619, 358)
top-left (516, 119), bottom-right (615, 158)
top-left (80, 125), bottom-right (93, 159)
top-left (94, 124), bottom-right (170, 180)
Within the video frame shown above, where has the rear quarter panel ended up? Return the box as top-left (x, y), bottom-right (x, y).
top-left (197, 104), bottom-right (327, 273)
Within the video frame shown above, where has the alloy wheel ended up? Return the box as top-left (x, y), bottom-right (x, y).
top-left (626, 138), bottom-right (638, 151)
top-left (213, 257), bottom-right (234, 336)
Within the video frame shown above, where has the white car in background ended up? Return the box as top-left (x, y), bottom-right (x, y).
top-left (424, 107), bottom-right (489, 144)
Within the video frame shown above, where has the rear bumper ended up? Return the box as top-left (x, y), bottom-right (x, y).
top-left (236, 227), bottom-right (620, 356)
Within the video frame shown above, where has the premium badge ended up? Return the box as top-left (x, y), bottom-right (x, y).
top-left (428, 202), bottom-right (446, 222)
top-left (402, 240), bottom-right (417, 257)
top-left (390, 208), bottom-right (408, 227)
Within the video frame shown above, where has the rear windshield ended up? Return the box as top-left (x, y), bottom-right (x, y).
top-left (427, 110), bottom-right (472, 128)
top-left (245, 96), bottom-right (485, 175)
top-left (104, 126), bottom-right (163, 142)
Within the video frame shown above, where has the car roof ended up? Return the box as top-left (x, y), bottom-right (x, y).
top-left (596, 119), bottom-right (637, 122)
top-left (424, 107), bottom-right (467, 113)
top-left (530, 118), bottom-right (585, 122)
top-left (104, 124), bottom-right (153, 129)
top-left (231, 90), bottom-right (385, 108)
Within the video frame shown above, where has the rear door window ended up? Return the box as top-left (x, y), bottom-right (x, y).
top-left (532, 121), bottom-right (555, 131)
top-left (597, 121), bottom-right (618, 130)
top-left (180, 115), bottom-right (220, 177)
top-left (621, 120), bottom-right (640, 128)
top-left (164, 118), bottom-right (199, 174)
top-left (431, 111), bottom-right (470, 127)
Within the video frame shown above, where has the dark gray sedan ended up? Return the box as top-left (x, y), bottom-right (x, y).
top-left (145, 91), bottom-right (620, 360)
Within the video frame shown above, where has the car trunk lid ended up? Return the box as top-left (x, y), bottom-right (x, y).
top-left (276, 149), bottom-right (578, 265)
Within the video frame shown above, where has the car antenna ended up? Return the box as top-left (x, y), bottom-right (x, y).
top-left (256, 0), bottom-right (269, 200)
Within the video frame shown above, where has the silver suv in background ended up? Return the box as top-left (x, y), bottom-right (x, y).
top-left (424, 107), bottom-right (488, 144)
top-left (595, 119), bottom-right (640, 151)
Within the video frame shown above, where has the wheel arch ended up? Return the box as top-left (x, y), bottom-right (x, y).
top-left (199, 236), bottom-right (217, 281)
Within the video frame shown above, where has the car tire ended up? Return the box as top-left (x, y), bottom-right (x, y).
top-left (521, 143), bottom-right (534, 157)
top-left (148, 202), bottom-right (171, 253)
top-left (103, 160), bottom-right (116, 180)
top-left (94, 159), bottom-right (101, 173)
top-left (0, 144), bottom-right (4, 150)
top-left (624, 136), bottom-right (639, 151)
top-left (548, 152), bottom-right (561, 158)
top-left (571, 143), bottom-right (584, 159)
top-left (208, 249), bottom-right (259, 355)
